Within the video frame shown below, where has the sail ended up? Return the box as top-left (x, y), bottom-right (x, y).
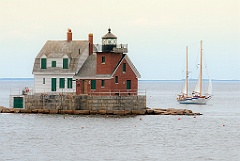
top-left (193, 75), bottom-right (201, 93)
top-left (181, 79), bottom-right (187, 94)
top-left (207, 79), bottom-right (212, 95)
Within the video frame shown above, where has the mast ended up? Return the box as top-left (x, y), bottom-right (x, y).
top-left (186, 46), bottom-right (188, 96)
top-left (200, 40), bottom-right (203, 96)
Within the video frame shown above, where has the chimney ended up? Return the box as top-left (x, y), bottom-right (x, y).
top-left (88, 33), bottom-right (93, 55)
top-left (67, 29), bottom-right (72, 41)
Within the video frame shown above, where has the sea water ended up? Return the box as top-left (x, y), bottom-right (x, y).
top-left (0, 79), bottom-right (240, 161)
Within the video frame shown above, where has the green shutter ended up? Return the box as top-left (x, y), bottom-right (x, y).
top-left (41, 58), bottom-right (47, 69)
top-left (67, 78), bottom-right (72, 88)
top-left (91, 80), bottom-right (96, 90)
top-left (63, 58), bottom-right (68, 69)
top-left (122, 63), bottom-right (126, 73)
top-left (51, 78), bottom-right (56, 91)
top-left (52, 61), bottom-right (56, 67)
top-left (13, 97), bottom-right (23, 108)
top-left (60, 78), bottom-right (65, 88)
top-left (126, 80), bottom-right (131, 89)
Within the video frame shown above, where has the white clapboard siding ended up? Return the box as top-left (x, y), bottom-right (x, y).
top-left (34, 74), bottom-right (76, 93)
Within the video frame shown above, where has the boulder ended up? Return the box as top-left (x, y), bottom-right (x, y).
top-left (63, 110), bottom-right (74, 115)
top-left (78, 110), bottom-right (90, 115)
top-left (42, 109), bottom-right (50, 114)
top-left (90, 110), bottom-right (98, 115)
top-left (19, 109), bottom-right (31, 113)
top-left (113, 110), bottom-right (126, 115)
top-left (37, 109), bottom-right (44, 113)
top-left (146, 109), bottom-right (154, 114)
top-left (132, 110), bottom-right (146, 115)
top-left (2, 108), bottom-right (10, 113)
top-left (50, 109), bottom-right (58, 114)
top-left (106, 110), bottom-right (114, 115)
top-left (31, 109), bottom-right (39, 113)
top-left (153, 109), bottom-right (166, 115)
top-left (98, 110), bottom-right (107, 115)
top-left (13, 109), bottom-right (21, 113)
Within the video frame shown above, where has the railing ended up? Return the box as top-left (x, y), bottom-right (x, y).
top-left (94, 44), bottom-right (128, 53)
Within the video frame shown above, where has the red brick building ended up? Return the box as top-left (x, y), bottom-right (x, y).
top-left (74, 29), bottom-right (141, 95)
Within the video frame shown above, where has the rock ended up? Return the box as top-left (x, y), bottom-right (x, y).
top-left (113, 110), bottom-right (124, 115)
top-left (19, 109), bottom-right (31, 113)
top-left (98, 110), bottom-right (107, 115)
top-left (42, 109), bottom-right (50, 114)
top-left (132, 110), bottom-right (146, 115)
top-left (78, 110), bottom-right (90, 115)
top-left (106, 110), bottom-right (114, 115)
top-left (8, 108), bottom-right (15, 113)
top-left (31, 109), bottom-right (39, 113)
top-left (153, 109), bottom-right (166, 115)
top-left (50, 109), bottom-right (58, 114)
top-left (37, 109), bottom-right (44, 113)
top-left (146, 109), bottom-right (154, 114)
top-left (13, 109), bottom-right (21, 113)
top-left (63, 110), bottom-right (74, 115)
top-left (90, 110), bottom-right (98, 115)
top-left (2, 108), bottom-right (10, 113)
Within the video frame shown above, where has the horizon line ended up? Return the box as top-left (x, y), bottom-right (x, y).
top-left (0, 78), bottom-right (239, 81)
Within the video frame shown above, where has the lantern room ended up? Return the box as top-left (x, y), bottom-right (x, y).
top-left (102, 28), bottom-right (117, 52)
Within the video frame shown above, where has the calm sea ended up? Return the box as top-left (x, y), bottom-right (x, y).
top-left (0, 79), bottom-right (240, 161)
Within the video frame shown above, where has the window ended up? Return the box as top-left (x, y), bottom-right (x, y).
top-left (91, 80), bottom-right (96, 90)
top-left (126, 80), bottom-right (131, 89)
top-left (115, 76), bottom-right (118, 84)
top-left (122, 63), bottom-right (126, 73)
top-left (41, 58), bottom-right (47, 69)
top-left (52, 61), bottom-right (56, 67)
top-left (43, 78), bottom-right (45, 84)
top-left (101, 80), bottom-right (105, 88)
top-left (101, 56), bottom-right (105, 64)
top-left (63, 58), bottom-right (68, 69)
top-left (67, 78), bottom-right (72, 89)
top-left (59, 78), bottom-right (65, 88)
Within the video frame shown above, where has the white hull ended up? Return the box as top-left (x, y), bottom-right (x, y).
top-left (177, 95), bottom-right (212, 105)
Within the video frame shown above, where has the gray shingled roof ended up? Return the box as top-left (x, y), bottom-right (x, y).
top-left (33, 40), bottom-right (89, 74)
top-left (74, 53), bottom-right (141, 79)
top-left (36, 40), bottom-right (89, 58)
top-left (74, 54), bottom-right (97, 79)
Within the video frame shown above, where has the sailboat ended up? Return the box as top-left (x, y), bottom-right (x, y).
top-left (177, 40), bottom-right (212, 104)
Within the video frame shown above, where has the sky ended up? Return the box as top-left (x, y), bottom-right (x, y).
top-left (0, 0), bottom-right (239, 80)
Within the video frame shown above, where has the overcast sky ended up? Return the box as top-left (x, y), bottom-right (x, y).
top-left (0, 0), bottom-right (239, 80)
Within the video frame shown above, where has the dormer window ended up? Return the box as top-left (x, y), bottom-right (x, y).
top-left (41, 58), bottom-right (47, 69)
top-left (101, 56), bottom-right (105, 64)
top-left (63, 58), bottom-right (68, 69)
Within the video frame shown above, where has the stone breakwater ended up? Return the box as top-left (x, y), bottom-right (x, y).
top-left (0, 106), bottom-right (201, 116)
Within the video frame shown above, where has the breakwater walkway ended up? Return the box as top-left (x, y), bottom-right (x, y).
top-left (0, 106), bottom-right (201, 116)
